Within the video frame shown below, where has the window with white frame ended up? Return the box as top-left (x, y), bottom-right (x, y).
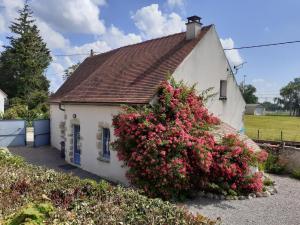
top-left (220, 80), bottom-right (227, 100)
top-left (102, 128), bottom-right (110, 159)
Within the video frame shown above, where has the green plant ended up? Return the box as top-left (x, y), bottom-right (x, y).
top-left (264, 153), bottom-right (286, 174)
top-left (291, 169), bottom-right (300, 180)
top-left (227, 189), bottom-right (238, 197)
top-left (3, 203), bottom-right (53, 225)
top-left (1, 104), bottom-right (28, 120)
top-left (0, 149), bottom-right (217, 224)
top-left (263, 177), bottom-right (275, 186)
top-left (0, 103), bottom-right (49, 125)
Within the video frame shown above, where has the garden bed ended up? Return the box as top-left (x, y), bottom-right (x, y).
top-left (0, 148), bottom-right (217, 225)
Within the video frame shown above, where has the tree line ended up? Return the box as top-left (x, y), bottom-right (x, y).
top-left (239, 78), bottom-right (300, 116)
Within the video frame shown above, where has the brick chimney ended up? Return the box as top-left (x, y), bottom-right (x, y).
top-left (186, 15), bottom-right (202, 40)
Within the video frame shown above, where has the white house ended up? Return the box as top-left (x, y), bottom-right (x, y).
top-left (0, 89), bottom-right (7, 114)
top-left (49, 16), bottom-right (246, 184)
top-left (245, 104), bottom-right (266, 116)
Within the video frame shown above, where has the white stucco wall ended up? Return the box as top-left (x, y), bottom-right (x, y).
top-left (0, 90), bottom-right (7, 114)
top-left (172, 26), bottom-right (246, 130)
top-left (50, 104), bottom-right (65, 150)
top-left (49, 26), bottom-right (246, 185)
top-left (61, 104), bottom-right (128, 185)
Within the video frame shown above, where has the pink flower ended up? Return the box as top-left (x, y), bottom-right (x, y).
top-left (231, 183), bottom-right (237, 190)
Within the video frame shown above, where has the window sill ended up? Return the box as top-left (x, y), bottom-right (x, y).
top-left (97, 156), bottom-right (110, 163)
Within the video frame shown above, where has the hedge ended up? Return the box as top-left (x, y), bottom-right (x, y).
top-left (0, 148), bottom-right (217, 225)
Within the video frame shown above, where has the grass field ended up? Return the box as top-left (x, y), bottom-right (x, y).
top-left (244, 115), bottom-right (300, 142)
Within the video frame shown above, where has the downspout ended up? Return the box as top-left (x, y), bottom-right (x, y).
top-left (59, 103), bottom-right (65, 111)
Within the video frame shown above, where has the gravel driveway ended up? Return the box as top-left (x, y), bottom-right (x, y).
top-left (8, 146), bottom-right (102, 181)
top-left (186, 174), bottom-right (300, 225)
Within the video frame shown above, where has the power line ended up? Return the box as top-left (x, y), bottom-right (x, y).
top-left (53, 53), bottom-right (92, 57)
top-left (53, 53), bottom-right (88, 57)
top-left (224, 40), bottom-right (300, 50)
top-left (52, 50), bottom-right (101, 57)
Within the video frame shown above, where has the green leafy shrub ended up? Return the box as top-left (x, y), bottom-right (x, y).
top-left (3, 203), bottom-right (53, 225)
top-left (291, 169), bottom-right (300, 180)
top-left (26, 90), bottom-right (48, 111)
top-left (0, 150), bottom-right (217, 225)
top-left (263, 177), bottom-right (275, 186)
top-left (264, 153), bottom-right (286, 174)
top-left (1, 104), bottom-right (28, 120)
top-left (0, 103), bottom-right (49, 125)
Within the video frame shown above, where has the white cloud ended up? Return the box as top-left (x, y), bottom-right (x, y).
top-left (36, 19), bottom-right (70, 49)
top-left (0, 0), bottom-right (24, 33)
top-left (31, 0), bottom-right (106, 35)
top-left (167, 0), bottom-right (185, 8)
top-left (220, 38), bottom-right (244, 66)
top-left (0, 15), bottom-right (5, 33)
top-left (67, 40), bottom-right (111, 55)
top-left (132, 4), bottom-right (185, 39)
top-left (91, 0), bottom-right (106, 5)
top-left (63, 56), bottom-right (74, 68)
top-left (0, 1), bottom-right (184, 91)
top-left (47, 62), bottom-right (65, 92)
top-left (0, 39), bottom-right (3, 51)
top-left (63, 25), bottom-right (141, 58)
top-left (102, 25), bottom-right (142, 48)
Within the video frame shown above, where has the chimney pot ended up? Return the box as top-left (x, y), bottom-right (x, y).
top-left (186, 15), bottom-right (202, 40)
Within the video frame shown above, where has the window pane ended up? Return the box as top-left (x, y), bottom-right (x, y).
top-left (102, 128), bottom-right (110, 158)
top-left (220, 80), bottom-right (227, 98)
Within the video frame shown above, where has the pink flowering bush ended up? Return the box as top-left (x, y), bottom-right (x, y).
top-left (112, 78), bottom-right (267, 199)
top-left (210, 134), bottom-right (266, 195)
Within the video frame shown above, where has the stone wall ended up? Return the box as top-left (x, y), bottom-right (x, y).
top-left (279, 146), bottom-right (300, 172)
top-left (258, 142), bottom-right (300, 172)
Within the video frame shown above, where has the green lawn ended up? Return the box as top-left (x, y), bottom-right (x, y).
top-left (244, 115), bottom-right (300, 142)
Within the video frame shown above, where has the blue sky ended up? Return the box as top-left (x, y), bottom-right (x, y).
top-left (0, 0), bottom-right (300, 102)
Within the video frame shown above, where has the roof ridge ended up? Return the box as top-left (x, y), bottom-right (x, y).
top-left (91, 25), bottom-right (212, 59)
top-left (91, 32), bottom-right (185, 60)
top-left (50, 25), bottom-right (213, 104)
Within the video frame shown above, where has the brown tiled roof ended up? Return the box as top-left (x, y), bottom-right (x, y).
top-left (50, 26), bottom-right (212, 104)
top-left (212, 122), bottom-right (261, 152)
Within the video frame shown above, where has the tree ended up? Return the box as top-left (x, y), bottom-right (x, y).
top-left (0, 2), bottom-right (51, 104)
top-left (63, 62), bottom-right (80, 81)
top-left (239, 84), bottom-right (258, 104)
top-left (261, 101), bottom-right (282, 111)
top-left (276, 77), bottom-right (300, 116)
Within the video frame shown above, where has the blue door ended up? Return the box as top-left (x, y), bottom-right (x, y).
top-left (73, 125), bottom-right (81, 165)
top-left (33, 119), bottom-right (50, 147)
